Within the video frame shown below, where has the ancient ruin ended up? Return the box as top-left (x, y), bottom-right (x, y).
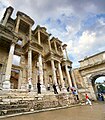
top-left (0, 6), bottom-right (74, 92)
top-left (0, 6), bottom-right (105, 117)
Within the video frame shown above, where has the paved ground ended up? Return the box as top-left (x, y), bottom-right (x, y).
top-left (1, 102), bottom-right (105, 120)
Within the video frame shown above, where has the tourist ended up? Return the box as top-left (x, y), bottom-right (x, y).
top-left (98, 93), bottom-right (102, 101)
top-left (37, 80), bottom-right (41, 94)
top-left (67, 87), bottom-right (70, 92)
top-left (101, 93), bottom-right (104, 101)
top-left (28, 84), bottom-right (31, 92)
top-left (47, 83), bottom-right (50, 91)
top-left (53, 84), bottom-right (58, 94)
top-left (85, 94), bottom-right (92, 105)
top-left (74, 90), bottom-right (79, 101)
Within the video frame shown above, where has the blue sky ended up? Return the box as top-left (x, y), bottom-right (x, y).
top-left (0, 0), bottom-right (105, 68)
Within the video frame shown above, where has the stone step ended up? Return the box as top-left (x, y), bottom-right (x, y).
top-left (0, 103), bottom-right (28, 110)
top-left (0, 107), bottom-right (29, 116)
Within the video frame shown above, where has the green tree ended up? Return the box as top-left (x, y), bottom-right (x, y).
top-left (97, 84), bottom-right (105, 92)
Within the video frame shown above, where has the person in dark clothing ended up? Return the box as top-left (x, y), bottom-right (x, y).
top-left (37, 80), bottom-right (41, 94)
top-left (53, 84), bottom-right (58, 94)
top-left (101, 93), bottom-right (104, 101)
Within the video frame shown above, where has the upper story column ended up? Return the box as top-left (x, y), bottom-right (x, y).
top-left (54, 41), bottom-right (58, 53)
top-left (29, 25), bottom-right (32, 40)
top-left (15, 16), bottom-right (20, 33)
top-left (48, 37), bottom-right (52, 51)
top-left (3, 42), bottom-right (15, 89)
top-left (38, 30), bottom-right (41, 44)
top-left (62, 44), bottom-right (69, 60)
top-left (2, 7), bottom-right (13, 26)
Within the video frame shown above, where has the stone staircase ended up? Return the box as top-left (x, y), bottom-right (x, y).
top-left (0, 90), bottom-right (77, 117)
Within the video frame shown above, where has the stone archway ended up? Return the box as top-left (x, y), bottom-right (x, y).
top-left (89, 71), bottom-right (105, 99)
top-left (72, 51), bottom-right (105, 100)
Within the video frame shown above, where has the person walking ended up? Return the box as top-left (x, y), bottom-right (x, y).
top-left (85, 94), bottom-right (92, 105)
top-left (74, 90), bottom-right (79, 101)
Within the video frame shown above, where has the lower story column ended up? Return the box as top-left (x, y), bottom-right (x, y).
top-left (65, 65), bottom-right (72, 88)
top-left (3, 43), bottom-right (15, 89)
top-left (58, 62), bottom-right (67, 92)
top-left (27, 49), bottom-right (33, 91)
top-left (51, 59), bottom-right (59, 92)
top-left (38, 54), bottom-right (46, 92)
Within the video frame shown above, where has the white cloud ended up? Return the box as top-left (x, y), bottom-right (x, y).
top-left (68, 31), bottom-right (96, 58)
top-left (98, 18), bottom-right (105, 26)
top-left (0, 0), bottom-right (105, 68)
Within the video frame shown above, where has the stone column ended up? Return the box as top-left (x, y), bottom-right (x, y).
top-left (48, 37), bottom-right (52, 51)
top-left (27, 49), bottom-right (33, 90)
top-left (58, 62), bottom-right (66, 92)
top-left (29, 25), bottom-right (32, 40)
top-left (51, 59), bottom-right (59, 92)
top-left (65, 65), bottom-right (72, 88)
top-left (71, 71), bottom-right (77, 89)
top-left (19, 55), bottom-right (27, 89)
top-left (61, 46), bottom-right (65, 59)
top-left (63, 45), bottom-right (69, 60)
top-left (38, 29), bottom-right (46, 92)
top-left (15, 17), bottom-right (20, 33)
top-left (54, 41), bottom-right (58, 53)
top-left (38, 54), bottom-right (46, 92)
top-left (65, 48), bottom-right (69, 60)
top-left (3, 43), bottom-right (15, 89)
top-left (2, 8), bottom-right (13, 26)
top-left (18, 70), bottom-right (22, 89)
top-left (38, 30), bottom-right (41, 44)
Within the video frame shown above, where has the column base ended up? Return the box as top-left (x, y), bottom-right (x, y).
top-left (41, 84), bottom-right (46, 93)
top-left (20, 84), bottom-right (27, 90)
top-left (3, 81), bottom-right (11, 89)
top-left (61, 87), bottom-right (67, 93)
top-left (56, 85), bottom-right (60, 93)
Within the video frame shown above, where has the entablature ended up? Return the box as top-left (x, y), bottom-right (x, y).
top-left (0, 24), bottom-right (18, 43)
top-left (22, 41), bottom-right (43, 55)
top-left (44, 51), bottom-right (63, 62)
top-left (61, 59), bottom-right (72, 68)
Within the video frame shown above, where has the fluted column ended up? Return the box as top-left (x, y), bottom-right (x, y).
top-left (3, 43), bottom-right (15, 89)
top-left (58, 62), bottom-right (66, 92)
top-left (65, 65), bottom-right (72, 88)
top-left (28, 49), bottom-right (33, 90)
top-left (51, 59), bottom-right (59, 92)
